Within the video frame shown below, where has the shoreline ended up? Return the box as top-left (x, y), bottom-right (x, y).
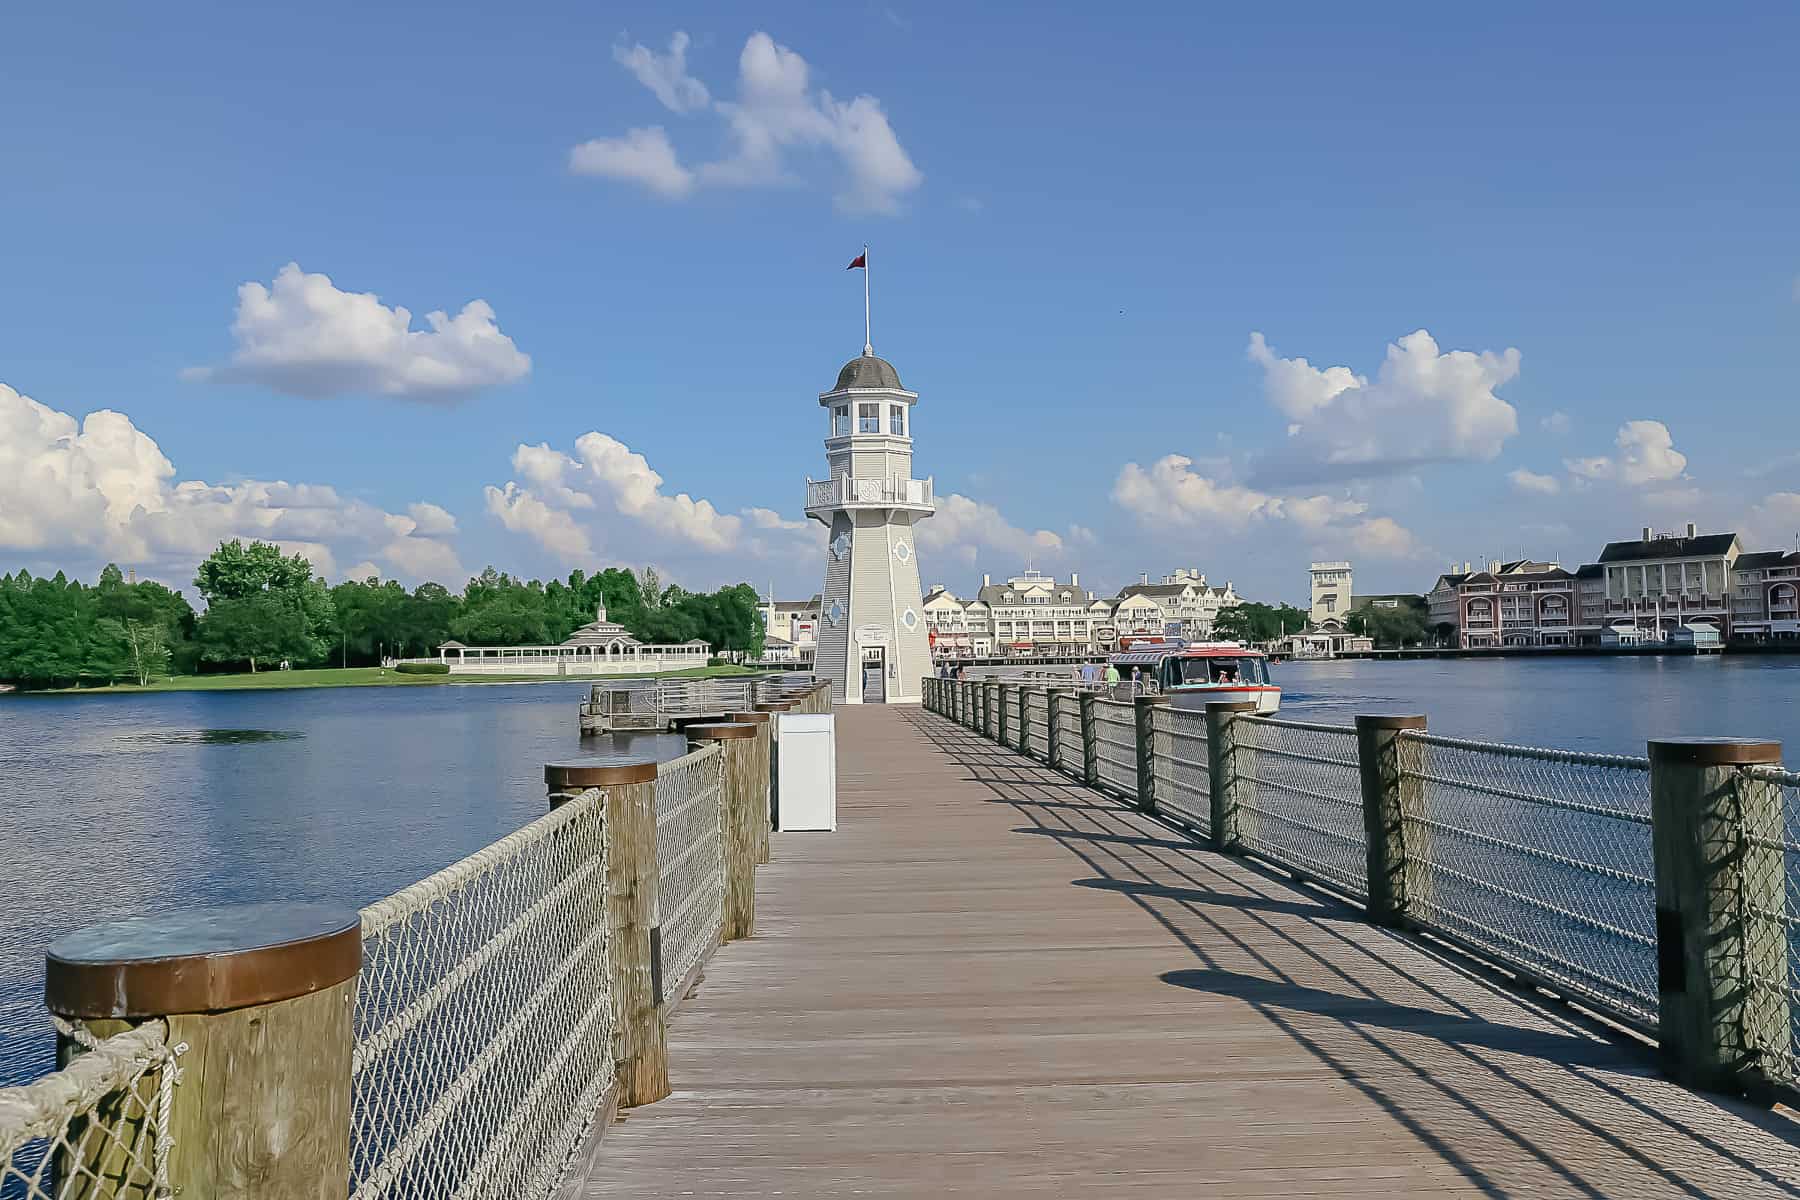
top-left (4, 663), bottom-right (761, 699)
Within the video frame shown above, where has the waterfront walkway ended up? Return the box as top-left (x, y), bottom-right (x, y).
top-left (580, 705), bottom-right (1800, 1197)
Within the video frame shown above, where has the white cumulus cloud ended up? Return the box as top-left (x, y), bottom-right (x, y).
top-left (1248, 329), bottom-right (1521, 485)
top-left (1111, 454), bottom-right (1422, 561)
top-left (185, 263), bottom-right (530, 401)
top-left (613, 32), bottom-right (711, 113)
top-left (914, 493), bottom-right (1072, 567)
top-left (576, 31), bottom-right (922, 215)
top-left (1564, 420), bottom-right (1687, 486)
top-left (483, 432), bottom-right (820, 575)
top-left (569, 126), bottom-right (695, 197)
top-left (0, 381), bottom-right (463, 583)
top-left (1509, 468), bottom-right (1562, 496)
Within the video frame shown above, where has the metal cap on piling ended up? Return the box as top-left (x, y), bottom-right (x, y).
top-left (1647, 737), bottom-right (1781, 766)
top-left (688, 722), bottom-right (758, 741)
top-left (47, 902), bottom-right (363, 1192)
top-left (724, 710), bottom-right (770, 724)
top-left (47, 902), bottom-right (362, 1020)
top-left (1354, 713), bottom-right (1428, 732)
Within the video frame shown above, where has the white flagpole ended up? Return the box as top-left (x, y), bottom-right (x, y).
top-left (862, 243), bottom-right (872, 356)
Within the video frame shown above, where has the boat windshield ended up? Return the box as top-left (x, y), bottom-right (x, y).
top-left (1173, 656), bottom-right (1265, 686)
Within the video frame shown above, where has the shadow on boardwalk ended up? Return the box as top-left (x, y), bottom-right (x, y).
top-left (584, 705), bottom-right (1800, 1199)
top-left (908, 711), bottom-right (1800, 1198)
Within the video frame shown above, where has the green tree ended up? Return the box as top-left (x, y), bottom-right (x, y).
top-left (123, 619), bottom-right (172, 685)
top-left (194, 540), bottom-right (317, 605)
top-left (1214, 602), bottom-right (1309, 644)
top-left (194, 541), bottom-right (335, 670)
top-left (1346, 599), bottom-right (1431, 648)
top-left (198, 593), bottom-right (322, 672)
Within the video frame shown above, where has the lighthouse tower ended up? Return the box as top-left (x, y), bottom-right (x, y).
top-left (805, 349), bottom-right (934, 703)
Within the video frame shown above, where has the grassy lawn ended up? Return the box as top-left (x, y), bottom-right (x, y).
top-left (36, 663), bottom-right (761, 695)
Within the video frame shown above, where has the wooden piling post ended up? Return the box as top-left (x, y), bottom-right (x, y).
top-left (47, 903), bottom-right (362, 1199)
top-left (998, 683), bottom-right (1013, 748)
top-left (1079, 691), bottom-right (1099, 786)
top-left (1205, 701), bottom-right (1258, 852)
top-left (1355, 714), bottom-right (1428, 929)
top-left (1046, 689), bottom-right (1067, 771)
top-left (755, 700), bottom-right (796, 833)
top-left (1135, 695), bottom-right (1171, 816)
top-left (1649, 737), bottom-right (1789, 1095)
top-left (726, 711), bottom-right (774, 864)
top-left (545, 757), bottom-right (669, 1106)
top-left (689, 723), bottom-right (765, 943)
top-left (983, 680), bottom-right (999, 741)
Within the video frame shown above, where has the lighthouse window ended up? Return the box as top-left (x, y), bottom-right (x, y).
top-left (858, 403), bottom-right (880, 433)
top-left (889, 405), bottom-right (906, 435)
top-left (832, 405), bottom-right (848, 437)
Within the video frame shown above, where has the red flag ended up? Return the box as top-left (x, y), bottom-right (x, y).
top-left (846, 252), bottom-right (866, 270)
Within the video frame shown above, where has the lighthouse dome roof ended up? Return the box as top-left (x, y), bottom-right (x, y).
top-left (833, 353), bottom-right (903, 391)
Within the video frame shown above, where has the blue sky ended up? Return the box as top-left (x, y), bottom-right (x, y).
top-left (4, 2), bottom-right (1798, 605)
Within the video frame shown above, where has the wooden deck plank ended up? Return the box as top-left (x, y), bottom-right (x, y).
top-left (580, 706), bottom-right (1800, 1198)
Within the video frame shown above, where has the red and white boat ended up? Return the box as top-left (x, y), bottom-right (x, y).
top-left (1105, 641), bottom-right (1281, 714)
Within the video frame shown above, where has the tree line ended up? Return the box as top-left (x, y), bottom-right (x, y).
top-left (0, 540), bottom-right (766, 688)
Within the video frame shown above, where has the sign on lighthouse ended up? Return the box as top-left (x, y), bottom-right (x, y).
top-left (804, 248), bottom-right (933, 704)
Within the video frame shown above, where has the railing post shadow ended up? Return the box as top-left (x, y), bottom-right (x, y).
top-left (1135, 695), bottom-right (1171, 816)
top-left (1205, 701), bottom-right (1258, 852)
top-left (46, 903), bottom-right (361, 1196)
top-left (689, 723), bottom-right (764, 943)
top-left (1649, 737), bottom-right (1790, 1097)
top-left (1355, 714), bottom-right (1428, 929)
top-left (1079, 691), bottom-right (1099, 787)
top-left (546, 757), bottom-right (670, 1107)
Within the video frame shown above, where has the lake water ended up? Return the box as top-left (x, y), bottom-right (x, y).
top-left (0, 682), bottom-right (685, 1084)
top-left (2, 656), bottom-right (1797, 1084)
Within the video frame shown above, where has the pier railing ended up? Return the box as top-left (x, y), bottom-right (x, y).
top-left (0, 1021), bottom-right (182, 1200)
top-left (4, 680), bottom-right (831, 1199)
top-left (923, 676), bottom-right (1800, 1103)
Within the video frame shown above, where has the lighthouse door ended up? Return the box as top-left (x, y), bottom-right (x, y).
top-left (862, 648), bottom-right (888, 703)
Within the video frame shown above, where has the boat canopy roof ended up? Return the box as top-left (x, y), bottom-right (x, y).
top-left (1109, 644), bottom-right (1265, 667)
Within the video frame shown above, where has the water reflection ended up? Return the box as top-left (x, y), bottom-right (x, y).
top-left (119, 729), bottom-right (304, 746)
top-left (0, 683), bottom-right (692, 1084)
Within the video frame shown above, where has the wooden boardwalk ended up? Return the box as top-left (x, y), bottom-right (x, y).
top-left (580, 705), bottom-right (1800, 1197)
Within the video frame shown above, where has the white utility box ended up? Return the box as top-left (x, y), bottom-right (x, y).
top-left (776, 712), bottom-right (837, 831)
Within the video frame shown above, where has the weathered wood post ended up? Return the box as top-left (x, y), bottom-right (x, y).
top-left (998, 683), bottom-right (1015, 748)
top-left (46, 903), bottom-right (361, 1198)
top-left (1134, 695), bottom-right (1171, 816)
top-left (1649, 737), bottom-right (1790, 1095)
top-left (689, 723), bottom-right (765, 943)
top-left (1016, 687), bottom-right (1035, 755)
top-left (726, 710), bottom-right (774, 864)
top-left (1046, 688), bottom-right (1068, 771)
top-left (1205, 701), bottom-right (1258, 852)
top-left (1079, 690), bottom-right (1100, 786)
top-left (754, 700), bottom-right (796, 833)
top-left (545, 757), bottom-right (669, 1106)
top-left (1355, 714), bottom-right (1428, 929)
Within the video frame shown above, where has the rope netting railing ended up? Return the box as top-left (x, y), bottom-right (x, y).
top-left (1237, 716), bottom-right (1368, 900)
top-left (352, 785), bottom-right (614, 1200)
top-left (1151, 706), bottom-right (1210, 836)
top-left (655, 746), bottom-right (725, 1000)
top-left (0, 1020), bottom-right (182, 1200)
top-left (1399, 731), bottom-right (1657, 1028)
top-left (1092, 700), bottom-right (1138, 800)
top-left (1743, 765), bottom-right (1800, 1087)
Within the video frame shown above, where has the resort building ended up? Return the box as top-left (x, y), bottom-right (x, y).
top-left (1574, 564), bottom-right (1608, 642)
top-left (975, 571), bottom-right (1108, 657)
top-left (921, 585), bottom-right (992, 660)
top-left (419, 607), bottom-right (712, 675)
top-left (759, 595), bottom-right (821, 665)
top-left (1729, 550), bottom-right (1800, 641)
top-left (1426, 560), bottom-right (1577, 649)
top-left (1309, 562), bottom-right (1352, 623)
top-left (1598, 524), bottom-right (1740, 638)
top-left (1113, 569), bottom-right (1242, 642)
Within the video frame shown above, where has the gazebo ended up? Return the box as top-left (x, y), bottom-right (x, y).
top-left (417, 606), bottom-right (712, 676)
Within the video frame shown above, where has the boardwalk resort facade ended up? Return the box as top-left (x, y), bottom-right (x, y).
top-left (1428, 522), bottom-right (1800, 649)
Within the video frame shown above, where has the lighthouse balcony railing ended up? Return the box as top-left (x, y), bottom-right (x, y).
top-left (804, 476), bottom-right (934, 512)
